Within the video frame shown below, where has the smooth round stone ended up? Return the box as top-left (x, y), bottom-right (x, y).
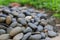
top-left (22, 32), bottom-right (32, 40)
top-left (44, 25), bottom-right (53, 31)
top-left (12, 11), bottom-right (19, 16)
top-left (7, 27), bottom-right (13, 33)
top-left (40, 32), bottom-right (46, 39)
top-left (17, 23), bottom-right (22, 27)
top-left (21, 27), bottom-right (26, 32)
top-left (32, 32), bottom-right (40, 34)
top-left (25, 16), bottom-right (32, 20)
top-left (0, 17), bottom-right (6, 22)
top-left (34, 22), bottom-right (39, 25)
top-left (0, 34), bottom-right (10, 40)
top-left (12, 18), bottom-right (17, 22)
top-left (48, 31), bottom-right (57, 37)
top-left (6, 16), bottom-right (12, 25)
top-left (10, 27), bottom-right (22, 36)
top-left (28, 23), bottom-right (37, 29)
top-left (45, 37), bottom-right (51, 40)
top-left (40, 16), bottom-right (47, 20)
top-left (25, 19), bottom-right (30, 23)
top-left (23, 10), bottom-right (31, 16)
top-left (13, 33), bottom-right (24, 40)
top-left (41, 39), bottom-right (45, 40)
top-left (0, 25), bottom-right (7, 29)
top-left (29, 34), bottom-right (41, 40)
top-left (34, 16), bottom-right (40, 22)
top-left (9, 14), bottom-right (13, 18)
top-left (0, 14), bottom-right (7, 17)
top-left (37, 25), bottom-right (43, 32)
top-left (21, 9), bottom-right (27, 12)
top-left (23, 27), bottom-right (32, 33)
top-left (9, 22), bottom-right (17, 28)
top-left (31, 13), bottom-right (36, 17)
top-left (40, 19), bottom-right (47, 25)
top-left (28, 8), bottom-right (35, 12)
top-left (0, 29), bottom-right (6, 35)
top-left (18, 18), bottom-right (27, 25)
top-left (18, 13), bottom-right (25, 18)
top-left (11, 7), bottom-right (18, 11)
top-left (3, 8), bottom-right (11, 13)
top-left (21, 7), bottom-right (27, 10)
top-left (30, 19), bottom-right (35, 23)
top-left (37, 13), bottom-right (47, 18)
top-left (0, 8), bottom-right (3, 11)
top-left (7, 39), bottom-right (12, 40)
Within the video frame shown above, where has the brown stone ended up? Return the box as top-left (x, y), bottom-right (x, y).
top-left (6, 16), bottom-right (11, 25)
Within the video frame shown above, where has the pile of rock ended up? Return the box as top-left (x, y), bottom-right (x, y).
top-left (0, 5), bottom-right (57, 40)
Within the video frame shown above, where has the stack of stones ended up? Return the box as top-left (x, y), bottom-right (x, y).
top-left (0, 5), bottom-right (58, 40)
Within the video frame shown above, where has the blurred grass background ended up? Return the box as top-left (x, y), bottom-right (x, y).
top-left (0, 0), bottom-right (60, 18)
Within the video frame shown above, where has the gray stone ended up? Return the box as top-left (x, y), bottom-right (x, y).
top-left (48, 31), bottom-right (57, 37)
top-left (0, 34), bottom-right (10, 40)
top-left (44, 25), bottom-right (53, 31)
top-left (13, 33), bottom-right (24, 40)
top-left (9, 22), bottom-right (17, 28)
top-left (0, 29), bottom-right (6, 35)
top-left (37, 25), bottom-right (43, 32)
top-left (28, 23), bottom-right (37, 29)
top-left (29, 34), bottom-right (41, 40)
top-left (18, 13), bottom-right (25, 18)
top-left (22, 32), bottom-right (32, 40)
top-left (7, 27), bottom-right (13, 33)
top-left (18, 18), bottom-right (27, 25)
top-left (10, 27), bottom-right (22, 36)
top-left (23, 27), bottom-right (32, 33)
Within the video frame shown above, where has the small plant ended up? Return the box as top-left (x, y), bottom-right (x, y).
top-left (53, 13), bottom-right (60, 18)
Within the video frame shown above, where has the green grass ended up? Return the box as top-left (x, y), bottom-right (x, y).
top-left (0, 0), bottom-right (60, 18)
top-left (0, 0), bottom-right (58, 11)
top-left (0, 0), bottom-right (57, 11)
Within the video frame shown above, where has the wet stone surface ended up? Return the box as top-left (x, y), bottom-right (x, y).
top-left (0, 5), bottom-right (58, 40)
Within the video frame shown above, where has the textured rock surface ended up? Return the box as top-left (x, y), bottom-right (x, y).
top-left (0, 5), bottom-right (58, 40)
